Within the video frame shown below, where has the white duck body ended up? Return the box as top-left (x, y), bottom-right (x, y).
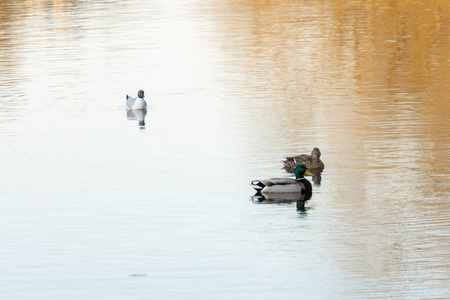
top-left (251, 177), bottom-right (312, 194)
top-left (126, 96), bottom-right (147, 110)
top-left (133, 97), bottom-right (147, 110)
top-left (126, 96), bottom-right (136, 109)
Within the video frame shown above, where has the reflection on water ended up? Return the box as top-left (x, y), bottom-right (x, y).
top-left (0, 0), bottom-right (449, 299)
top-left (126, 108), bottom-right (147, 128)
top-left (251, 190), bottom-right (312, 212)
top-left (311, 172), bottom-right (322, 186)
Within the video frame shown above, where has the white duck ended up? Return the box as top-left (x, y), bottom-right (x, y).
top-left (251, 164), bottom-right (312, 195)
top-left (126, 90), bottom-right (147, 110)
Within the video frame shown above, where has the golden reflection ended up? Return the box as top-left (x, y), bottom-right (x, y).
top-left (202, 12), bottom-right (450, 264)
top-left (212, 1), bottom-right (450, 277)
top-left (0, 0), bottom-right (77, 106)
top-left (0, 1), bottom-right (448, 296)
top-left (214, 0), bottom-right (449, 171)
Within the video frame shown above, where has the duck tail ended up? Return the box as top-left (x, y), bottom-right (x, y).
top-left (250, 180), bottom-right (265, 191)
top-left (281, 157), bottom-right (297, 172)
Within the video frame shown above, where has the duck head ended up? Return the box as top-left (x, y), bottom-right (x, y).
top-left (295, 164), bottom-right (307, 179)
top-left (311, 148), bottom-right (321, 162)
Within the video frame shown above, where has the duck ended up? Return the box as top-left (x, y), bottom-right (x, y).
top-left (250, 165), bottom-right (312, 196)
top-left (282, 148), bottom-right (324, 173)
top-left (126, 90), bottom-right (147, 110)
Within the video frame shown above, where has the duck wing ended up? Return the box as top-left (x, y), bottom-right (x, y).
top-left (259, 178), bottom-right (297, 186)
top-left (126, 96), bottom-right (137, 109)
top-left (282, 154), bottom-right (310, 172)
top-left (293, 154), bottom-right (311, 164)
top-left (251, 177), bottom-right (297, 191)
top-left (283, 154), bottom-right (310, 161)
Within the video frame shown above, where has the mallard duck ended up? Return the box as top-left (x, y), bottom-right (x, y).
top-left (282, 148), bottom-right (324, 173)
top-left (251, 165), bottom-right (312, 196)
top-left (126, 90), bottom-right (147, 110)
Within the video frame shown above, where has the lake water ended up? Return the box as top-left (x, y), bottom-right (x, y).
top-left (1, 0), bottom-right (449, 299)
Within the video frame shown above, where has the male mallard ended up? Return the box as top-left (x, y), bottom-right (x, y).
top-left (250, 165), bottom-right (312, 196)
top-left (282, 148), bottom-right (324, 173)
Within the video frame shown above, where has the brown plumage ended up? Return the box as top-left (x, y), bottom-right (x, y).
top-left (282, 148), bottom-right (325, 173)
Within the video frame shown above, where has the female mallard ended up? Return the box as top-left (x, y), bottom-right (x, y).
top-left (251, 165), bottom-right (312, 196)
top-left (282, 148), bottom-right (324, 173)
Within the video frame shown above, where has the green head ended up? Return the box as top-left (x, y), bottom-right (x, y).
top-left (295, 164), bottom-right (307, 179)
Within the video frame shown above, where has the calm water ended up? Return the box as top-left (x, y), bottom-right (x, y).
top-left (1, 0), bottom-right (449, 299)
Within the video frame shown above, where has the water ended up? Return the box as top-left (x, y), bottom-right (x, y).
top-left (1, 0), bottom-right (449, 299)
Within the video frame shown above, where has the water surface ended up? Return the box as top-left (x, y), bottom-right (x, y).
top-left (1, 0), bottom-right (449, 299)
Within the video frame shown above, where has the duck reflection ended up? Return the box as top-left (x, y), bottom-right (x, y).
top-left (310, 169), bottom-right (322, 186)
top-left (127, 109), bottom-right (147, 128)
top-left (251, 191), bottom-right (312, 212)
